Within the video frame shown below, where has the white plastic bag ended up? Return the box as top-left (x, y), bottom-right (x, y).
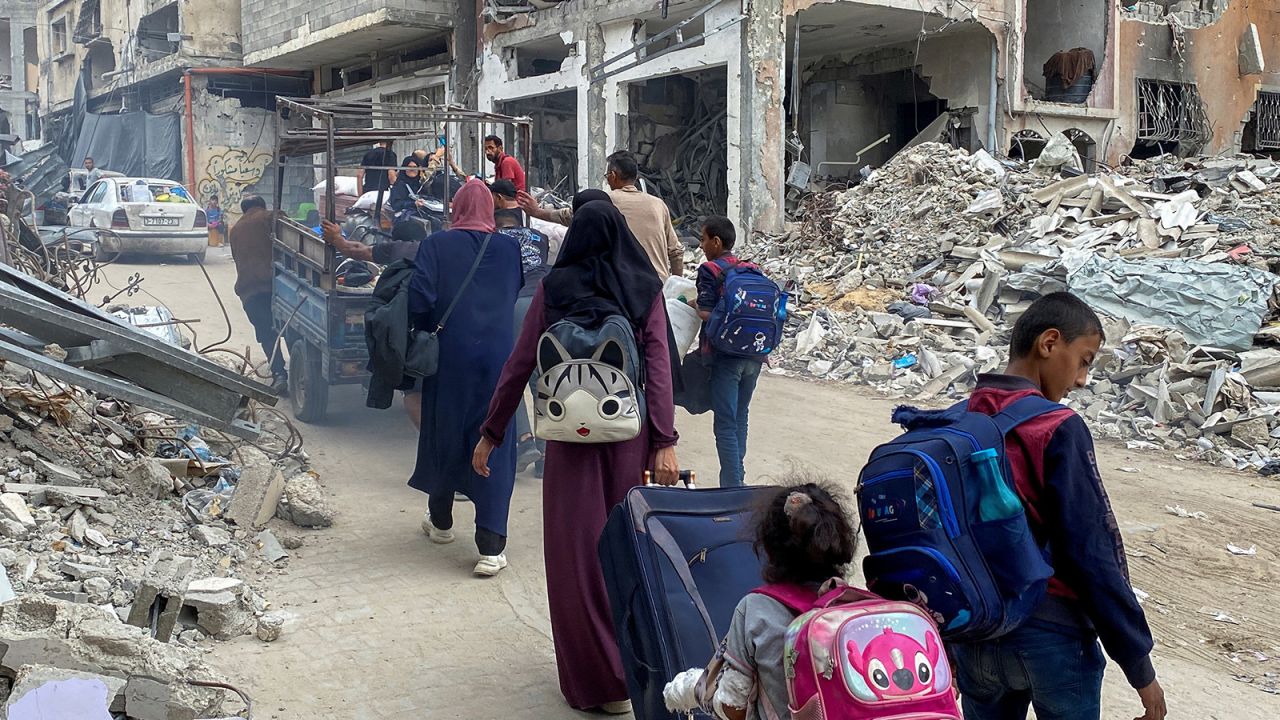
top-left (666, 298), bottom-right (702, 357)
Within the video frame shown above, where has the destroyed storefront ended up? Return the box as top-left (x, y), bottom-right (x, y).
top-left (786, 6), bottom-right (997, 194)
top-left (480, 0), bottom-right (749, 229)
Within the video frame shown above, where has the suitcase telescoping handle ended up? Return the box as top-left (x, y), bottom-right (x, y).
top-left (643, 469), bottom-right (696, 488)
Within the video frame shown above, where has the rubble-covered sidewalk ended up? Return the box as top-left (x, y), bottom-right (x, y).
top-left (0, 225), bottom-right (334, 716)
top-left (745, 140), bottom-right (1280, 473)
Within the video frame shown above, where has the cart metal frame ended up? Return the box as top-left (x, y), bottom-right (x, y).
top-left (268, 97), bottom-right (532, 422)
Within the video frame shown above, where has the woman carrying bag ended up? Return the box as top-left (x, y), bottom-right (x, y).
top-left (473, 198), bottom-right (681, 714)
top-left (407, 179), bottom-right (523, 577)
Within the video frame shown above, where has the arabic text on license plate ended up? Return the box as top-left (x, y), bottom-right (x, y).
top-left (144, 217), bottom-right (180, 227)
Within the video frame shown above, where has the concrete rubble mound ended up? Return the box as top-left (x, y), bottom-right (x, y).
top-left (743, 141), bottom-right (1280, 472)
top-left (0, 285), bottom-right (329, 713)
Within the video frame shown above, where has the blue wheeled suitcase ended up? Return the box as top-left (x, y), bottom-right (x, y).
top-left (599, 483), bottom-right (776, 719)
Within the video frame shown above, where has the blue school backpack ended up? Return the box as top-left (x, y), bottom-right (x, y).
top-left (856, 396), bottom-right (1060, 642)
top-left (704, 259), bottom-right (787, 359)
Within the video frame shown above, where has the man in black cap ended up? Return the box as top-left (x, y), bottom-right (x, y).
top-left (491, 179), bottom-right (564, 260)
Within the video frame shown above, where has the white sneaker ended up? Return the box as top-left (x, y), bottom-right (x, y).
top-left (421, 514), bottom-right (455, 544)
top-left (599, 700), bottom-right (632, 715)
top-left (473, 554), bottom-right (508, 577)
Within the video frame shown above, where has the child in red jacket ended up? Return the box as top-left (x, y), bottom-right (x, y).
top-left (956, 292), bottom-right (1166, 720)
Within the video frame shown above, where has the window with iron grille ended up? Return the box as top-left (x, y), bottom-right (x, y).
top-left (1245, 91), bottom-right (1280, 151)
top-left (1136, 79), bottom-right (1211, 152)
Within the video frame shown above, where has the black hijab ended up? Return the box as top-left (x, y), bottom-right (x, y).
top-left (572, 188), bottom-right (612, 211)
top-left (543, 200), bottom-right (662, 329)
top-left (396, 155), bottom-right (425, 192)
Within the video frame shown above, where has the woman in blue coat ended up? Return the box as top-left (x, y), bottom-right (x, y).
top-left (408, 178), bottom-right (523, 576)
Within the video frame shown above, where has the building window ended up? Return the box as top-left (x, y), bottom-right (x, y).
top-left (1133, 79), bottom-right (1210, 156)
top-left (1244, 91), bottom-right (1280, 152)
top-left (52, 17), bottom-right (68, 55)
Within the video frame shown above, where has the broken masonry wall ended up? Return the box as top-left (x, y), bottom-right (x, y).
top-left (801, 26), bottom-right (996, 171)
top-left (176, 0), bottom-right (243, 62)
top-left (188, 77), bottom-right (310, 222)
top-left (1021, 0), bottom-right (1108, 100)
top-left (742, 0), bottom-right (785, 233)
top-left (477, 31), bottom-right (589, 188)
top-left (1111, 4), bottom-right (1280, 161)
top-left (603, 0), bottom-right (744, 225)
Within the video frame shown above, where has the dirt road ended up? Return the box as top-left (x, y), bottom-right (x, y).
top-left (103, 250), bottom-right (1279, 718)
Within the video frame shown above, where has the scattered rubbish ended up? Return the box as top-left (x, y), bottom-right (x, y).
top-left (1227, 544), bottom-right (1258, 556)
top-left (1117, 467), bottom-right (1139, 473)
top-left (1133, 587), bottom-right (1150, 604)
top-left (255, 529), bottom-right (289, 563)
top-left (1253, 502), bottom-right (1280, 513)
top-left (1166, 505), bottom-right (1208, 520)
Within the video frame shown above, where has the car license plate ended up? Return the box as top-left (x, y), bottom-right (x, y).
top-left (144, 217), bottom-right (180, 227)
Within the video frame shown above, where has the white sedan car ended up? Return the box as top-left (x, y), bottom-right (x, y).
top-left (68, 177), bottom-right (210, 263)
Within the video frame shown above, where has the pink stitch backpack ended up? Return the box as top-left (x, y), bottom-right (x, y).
top-left (754, 582), bottom-right (961, 720)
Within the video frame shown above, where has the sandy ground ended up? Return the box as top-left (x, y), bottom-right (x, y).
top-left (100, 249), bottom-right (1280, 719)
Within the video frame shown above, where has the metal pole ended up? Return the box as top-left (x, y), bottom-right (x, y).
top-left (324, 114), bottom-right (337, 224)
top-left (444, 120), bottom-right (452, 227)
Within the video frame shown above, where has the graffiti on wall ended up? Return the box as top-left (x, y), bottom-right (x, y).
top-left (197, 148), bottom-right (272, 209)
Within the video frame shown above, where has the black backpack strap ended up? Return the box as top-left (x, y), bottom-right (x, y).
top-left (991, 395), bottom-right (1066, 435)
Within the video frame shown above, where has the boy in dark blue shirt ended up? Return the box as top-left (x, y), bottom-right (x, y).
top-left (958, 292), bottom-right (1166, 720)
top-left (692, 216), bottom-right (762, 487)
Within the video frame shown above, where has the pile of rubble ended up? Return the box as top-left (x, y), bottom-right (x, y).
top-left (745, 140), bottom-right (1280, 472)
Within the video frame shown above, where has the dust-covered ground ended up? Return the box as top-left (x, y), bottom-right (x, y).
top-left (103, 249), bottom-right (1280, 719)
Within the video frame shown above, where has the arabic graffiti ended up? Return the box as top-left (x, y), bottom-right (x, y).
top-left (197, 148), bottom-right (272, 208)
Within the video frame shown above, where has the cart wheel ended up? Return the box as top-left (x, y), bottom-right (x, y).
top-left (289, 339), bottom-right (329, 423)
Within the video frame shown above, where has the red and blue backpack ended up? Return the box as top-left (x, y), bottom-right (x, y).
top-left (704, 258), bottom-right (787, 360)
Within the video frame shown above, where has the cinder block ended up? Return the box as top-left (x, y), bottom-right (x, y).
top-left (124, 552), bottom-right (193, 643)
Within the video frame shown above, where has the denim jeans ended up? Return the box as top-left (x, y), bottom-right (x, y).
top-left (951, 619), bottom-right (1106, 720)
top-left (709, 355), bottom-right (762, 487)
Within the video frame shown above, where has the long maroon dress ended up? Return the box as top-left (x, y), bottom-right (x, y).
top-left (482, 286), bottom-right (678, 709)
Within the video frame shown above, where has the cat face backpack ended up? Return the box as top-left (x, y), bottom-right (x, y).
top-left (534, 315), bottom-right (646, 443)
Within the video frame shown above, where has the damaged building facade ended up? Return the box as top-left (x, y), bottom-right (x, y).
top-left (478, 0), bottom-right (1280, 233)
top-left (34, 0), bottom-right (310, 216)
top-left (239, 0), bottom-right (478, 174)
top-left (0, 5), bottom-right (39, 145)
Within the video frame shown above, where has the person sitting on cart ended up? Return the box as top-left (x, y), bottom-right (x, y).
top-left (389, 156), bottom-right (430, 226)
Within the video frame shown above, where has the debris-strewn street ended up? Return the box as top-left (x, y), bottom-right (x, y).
top-left (101, 253), bottom-right (1279, 719)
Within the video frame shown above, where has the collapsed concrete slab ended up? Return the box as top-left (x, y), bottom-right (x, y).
top-left (5, 664), bottom-right (124, 719)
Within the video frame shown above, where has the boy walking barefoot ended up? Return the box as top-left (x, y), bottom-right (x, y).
top-left (957, 292), bottom-right (1166, 720)
top-left (692, 216), bottom-right (763, 487)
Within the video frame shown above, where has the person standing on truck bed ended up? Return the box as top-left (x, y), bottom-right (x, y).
top-left (358, 140), bottom-right (398, 195)
top-left (230, 195), bottom-right (288, 396)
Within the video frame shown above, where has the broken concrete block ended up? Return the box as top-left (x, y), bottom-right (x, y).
top-left (0, 493), bottom-right (36, 527)
top-left (6, 664), bottom-right (124, 719)
top-left (1231, 416), bottom-right (1271, 448)
top-left (83, 577), bottom-right (112, 604)
top-left (126, 552), bottom-right (193, 643)
top-left (34, 458), bottom-right (82, 485)
top-left (182, 587), bottom-right (254, 640)
top-left (60, 562), bottom-right (113, 581)
top-left (189, 526), bottom-right (231, 548)
top-left (255, 610), bottom-right (291, 642)
top-left (69, 509), bottom-right (89, 543)
top-left (122, 459), bottom-right (173, 500)
top-left (1239, 23), bottom-right (1265, 75)
top-left (225, 447), bottom-right (285, 529)
top-left (187, 577), bottom-right (243, 594)
top-left (276, 473), bottom-right (335, 528)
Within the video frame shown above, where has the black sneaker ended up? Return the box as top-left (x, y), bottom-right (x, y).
top-left (271, 376), bottom-right (289, 397)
